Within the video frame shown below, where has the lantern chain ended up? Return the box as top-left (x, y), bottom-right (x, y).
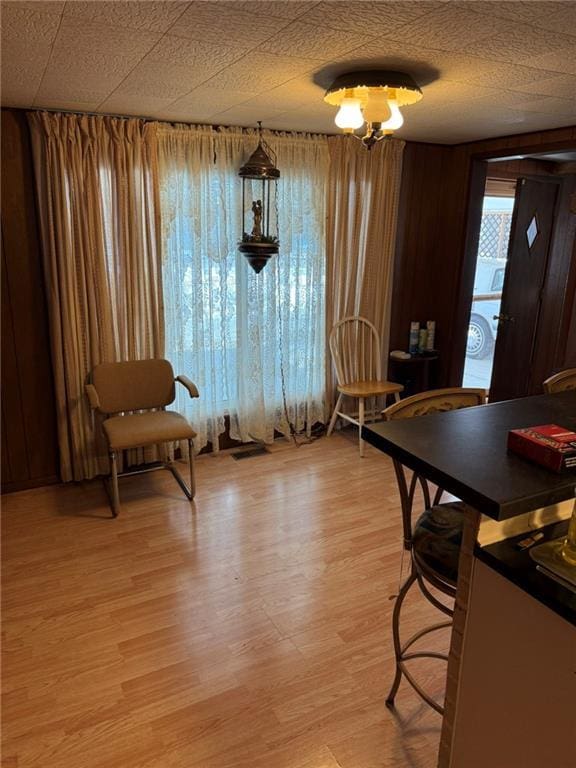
top-left (273, 181), bottom-right (299, 445)
top-left (275, 257), bottom-right (302, 447)
top-left (274, 185), bottom-right (324, 447)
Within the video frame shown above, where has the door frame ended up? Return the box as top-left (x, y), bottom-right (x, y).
top-left (529, 173), bottom-right (576, 390)
top-left (450, 140), bottom-right (576, 390)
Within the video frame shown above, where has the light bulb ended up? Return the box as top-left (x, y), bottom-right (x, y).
top-left (335, 98), bottom-right (364, 130)
top-left (363, 90), bottom-right (391, 124)
top-left (380, 100), bottom-right (404, 130)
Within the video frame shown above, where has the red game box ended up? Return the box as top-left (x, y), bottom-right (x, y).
top-left (507, 424), bottom-right (576, 473)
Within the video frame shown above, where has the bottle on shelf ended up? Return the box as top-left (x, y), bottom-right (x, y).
top-left (409, 321), bottom-right (419, 355)
top-left (418, 328), bottom-right (428, 354)
top-left (426, 321), bottom-right (436, 351)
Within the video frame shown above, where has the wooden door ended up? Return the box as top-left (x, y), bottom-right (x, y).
top-left (489, 177), bottom-right (560, 401)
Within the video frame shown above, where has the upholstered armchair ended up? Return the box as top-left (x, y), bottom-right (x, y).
top-left (85, 359), bottom-right (199, 517)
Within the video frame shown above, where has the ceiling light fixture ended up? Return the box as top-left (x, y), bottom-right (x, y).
top-left (324, 70), bottom-right (423, 150)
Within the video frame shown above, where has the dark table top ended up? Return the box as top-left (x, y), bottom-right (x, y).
top-left (362, 391), bottom-right (576, 521)
top-left (476, 520), bottom-right (575, 627)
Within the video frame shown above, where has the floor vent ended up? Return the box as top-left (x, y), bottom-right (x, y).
top-left (231, 445), bottom-right (270, 461)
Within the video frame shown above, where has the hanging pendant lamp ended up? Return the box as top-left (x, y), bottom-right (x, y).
top-left (238, 123), bottom-right (280, 273)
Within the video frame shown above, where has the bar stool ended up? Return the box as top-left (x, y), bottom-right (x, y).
top-left (543, 368), bottom-right (576, 394)
top-left (383, 387), bottom-right (487, 714)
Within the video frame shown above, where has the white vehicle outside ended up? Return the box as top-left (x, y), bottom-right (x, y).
top-left (467, 258), bottom-right (506, 359)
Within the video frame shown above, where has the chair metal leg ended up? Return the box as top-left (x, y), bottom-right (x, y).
top-left (327, 393), bottom-right (343, 437)
top-left (167, 462), bottom-right (193, 501)
top-left (109, 451), bottom-right (120, 518)
top-left (358, 397), bottom-right (365, 457)
top-left (104, 442), bottom-right (196, 516)
top-left (386, 570), bottom-right (417, 708)
top-left (158, 440), bottom-right (194, 502)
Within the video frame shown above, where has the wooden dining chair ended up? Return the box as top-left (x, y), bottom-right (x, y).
top-left (85, 359), bottom-right (199, 517)
top-left (382, 387), bottom-right (487, 714)
top-left (327, 316), bottom-right (403, 456)
top-left (543, 368), bottom-right (576, 394)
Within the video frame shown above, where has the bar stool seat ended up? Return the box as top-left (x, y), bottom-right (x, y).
top-left (412, 501), bottom-right (465, 586)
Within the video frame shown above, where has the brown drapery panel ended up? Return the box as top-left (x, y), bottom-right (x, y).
top-left (28, 112), bottom-right (163, 481)
top-left (325, 136), bottom-right (405, 413)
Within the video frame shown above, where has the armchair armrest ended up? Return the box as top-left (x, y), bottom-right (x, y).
top-left (85, 383), bottom-right (101, 410)
top-left (176, 375), bottom-right (200, 399)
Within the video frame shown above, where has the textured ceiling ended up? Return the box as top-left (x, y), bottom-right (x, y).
top-left (2, 0), bottom-right (576, 144)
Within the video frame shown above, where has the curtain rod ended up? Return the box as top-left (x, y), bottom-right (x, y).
top-left (23, 104), bottom-right (332, 140)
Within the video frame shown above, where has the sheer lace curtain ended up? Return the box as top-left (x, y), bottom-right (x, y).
top-left (28, 112), bottom-right (163, 481)
top-left (158, 125), bottom-right (329, 451)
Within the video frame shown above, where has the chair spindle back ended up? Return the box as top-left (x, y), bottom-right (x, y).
top-left (329, 316), bottom-right (382, 386)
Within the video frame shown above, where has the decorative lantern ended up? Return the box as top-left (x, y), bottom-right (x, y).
top-left (238, 123), bottom-right (280, 273)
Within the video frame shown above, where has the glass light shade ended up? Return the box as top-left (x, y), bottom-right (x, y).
top-left (363, 90), bottom-right (392, 124)
top-left (380, 100), bottom-right (404, 130)
top-left (334, 98), bottom-right (364, 129)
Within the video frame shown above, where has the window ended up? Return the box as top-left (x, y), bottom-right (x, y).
top-left (159, 128), bottom-right (329, 450)
top-left (491, 268), bottom-right (505, 293)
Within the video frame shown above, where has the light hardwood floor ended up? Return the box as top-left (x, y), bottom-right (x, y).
top-left (2, 432), bottom-right (448, 768)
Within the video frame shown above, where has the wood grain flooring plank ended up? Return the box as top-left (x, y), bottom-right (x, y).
top-left (2, 434), bottom-right (442, 768)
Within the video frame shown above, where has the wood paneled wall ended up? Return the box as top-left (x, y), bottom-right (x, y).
top-left (391, 126), bottom-right (576, 387)
top-left (390, 142), bottom-right (452, 356)
top-left (1, 109), bottom-right (59, 492)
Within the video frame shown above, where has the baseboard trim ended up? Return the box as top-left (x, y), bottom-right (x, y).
top-left (1, 475), bottom-right (61, 495)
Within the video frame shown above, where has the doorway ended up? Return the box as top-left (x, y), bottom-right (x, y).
top-left (462, 183), bottom-right (514, 389)
top-left (459, 151), bottom-right (576, 400)
top-left (489, 175), bottom-right (562, 401)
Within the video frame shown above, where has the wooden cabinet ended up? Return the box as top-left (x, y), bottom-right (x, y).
top-left (388, 354), bottom-right (439, 397)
